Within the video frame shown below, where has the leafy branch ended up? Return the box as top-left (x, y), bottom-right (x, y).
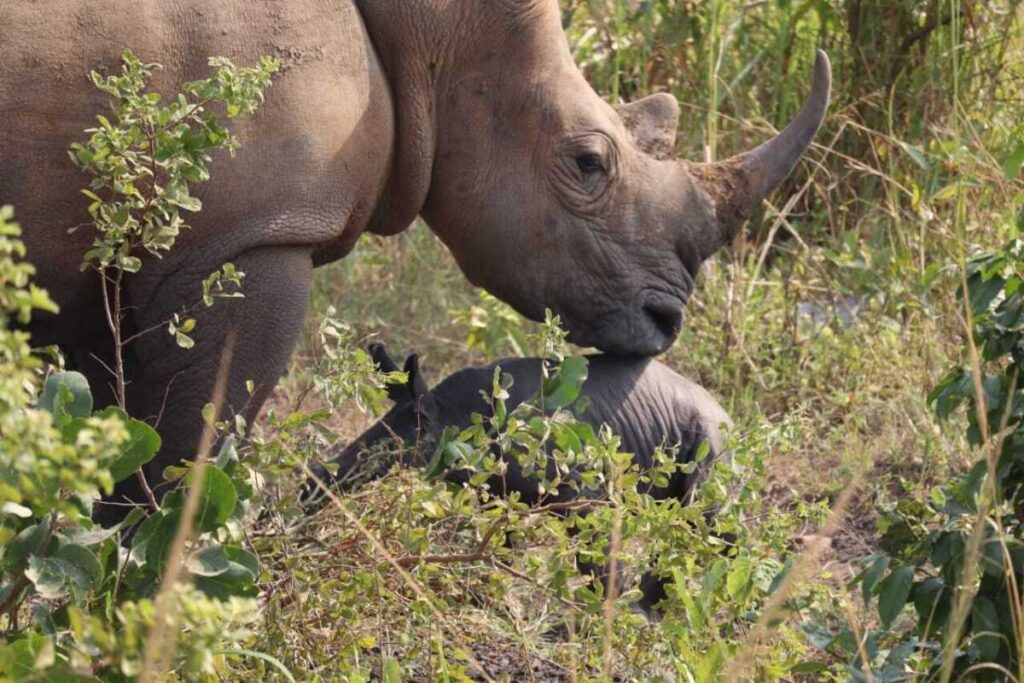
top-left (70, 49), bottom-right (278, 408)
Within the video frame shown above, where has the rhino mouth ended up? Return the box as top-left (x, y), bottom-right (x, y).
top-left (643, 301), bottom-right (684, 342)
top-left (634, 286), bottom-right (688, 354)
top-left (563, 290), bottom-right (685, 356)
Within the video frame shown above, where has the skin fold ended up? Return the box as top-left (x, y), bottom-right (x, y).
top-left (1, 0), bottom-right (827, 520)
top-left (308, 344), bottom-right (733, 613)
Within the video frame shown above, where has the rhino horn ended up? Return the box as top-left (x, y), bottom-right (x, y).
top-left (692, 50), bottom-right (831, 252)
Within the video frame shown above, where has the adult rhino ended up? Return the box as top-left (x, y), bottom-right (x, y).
top-left (1, 1), bottom-right (829, 519)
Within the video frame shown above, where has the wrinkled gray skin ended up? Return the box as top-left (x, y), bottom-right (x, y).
top-left (2, 0), bottom-right (826, 521)
top-left (307, 344), bottom-right (732, 612)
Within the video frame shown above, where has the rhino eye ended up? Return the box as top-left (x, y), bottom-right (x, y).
top-left (575, 153), bottom-right (604, 175)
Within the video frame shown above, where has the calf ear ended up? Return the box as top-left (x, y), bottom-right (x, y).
top-left (369, 342), bottom-right (416, 404)
top-left (368, 342), bottom-right (401, 373)
top-left (404, 353), bottom-right (441, 429)
top-left (403, 353), bottom-right (430, 398)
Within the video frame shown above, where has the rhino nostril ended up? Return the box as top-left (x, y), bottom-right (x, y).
top-left (643, 303), bottom-right (683, 341)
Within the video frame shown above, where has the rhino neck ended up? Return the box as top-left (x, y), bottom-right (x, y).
top-left (356, 0), bottom-right (455, 237)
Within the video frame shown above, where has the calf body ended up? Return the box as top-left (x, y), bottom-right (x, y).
top-left (311, 346), bottom-right (731, 612)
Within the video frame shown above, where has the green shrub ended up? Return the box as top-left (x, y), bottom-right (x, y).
top-left (0, 51), bottom-right (284, 681)
top-left (242, 310), bottom-right (826, 681)
top-left (832, 204), bottom-right (1024, 682)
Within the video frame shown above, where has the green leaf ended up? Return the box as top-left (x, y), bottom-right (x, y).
top-left (191, 466), bottom-right (238, 533)
top-left (792, 661), bottom-right (830, 674)
top-left (745, 559), bottom-right (780, 594)
top-left (0, 634), bottom-right (46, 679)
top-left (929, 370), bottom-right (972, 420)
top-left (144, 510), bottom-right (182, 574)
top-left (120, 255), bottom-right (143, 273)
top-left (193, 545), bottom-right (258, 599)
top-left (213, 435), bottom-right (238, 470)
top-left (188, 545), bottom-right (232, 577)
top-left (726, 556), bottom-right (753, 601)
top-left (38, 372), bottom-right (93, 423)
top-left (55, 543), bottom-right (102, 585)
top-left (980, 538), bottom-right (1007, 578)
top-left (216, 649), bottom-right (296, 683)
top-left (799, 622), bottom-right (834, 649)
top-left (1, 518), bottom-right (55, 576)
top-left (541, 356), bottom-right (588, 410)
top-left (967, 275), bottom-right (1005, 316)
top-left (859, 554), bottom-right (890, 606)
top-left (202, 402), bottom-right (217, 426)
top-left (768, 557), bottom-right (794, 594)
top-left (674, 568), bottom-right (705, 630)
top-left (99, 408), bottom-right (162, 483)
top-left (25, 544), bottom-right (102, 602)
top-left (1002, 142), bottom-right (1024, 180)
top-left (913, 577), bottom-right (942, 630)
top-left (69, 507), bottom-right (145, 547)
top-left (382, 658), bottom-right (402, 683)
top-left (899, 142), bottom-right (930, 171)
top-left (551, 422), bottom-right (582, 453)
top-left (877, 565), bottom-right (914, 629)
top-left (175, 331), bottom-right (196, 349)
top-left (972, 596), bottom-right (1001, 661)
top-left (223, 544), bottom-right (259, 577)
top-left (701, 558), bottom-right (728, 598)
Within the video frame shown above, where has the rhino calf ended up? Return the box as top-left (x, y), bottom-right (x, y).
top-left (309, 344), bottom-right (731, 613)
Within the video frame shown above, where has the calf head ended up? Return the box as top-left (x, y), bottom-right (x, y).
top-left (302, 344), bottom-right (436, 506)
top-left (369, 342), bottom-right (432, 411)
top-left (416, 0), bottom-right (831, 355)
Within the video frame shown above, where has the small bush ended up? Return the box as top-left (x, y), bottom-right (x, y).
top-left (0, 50), bottom-right (283, 681)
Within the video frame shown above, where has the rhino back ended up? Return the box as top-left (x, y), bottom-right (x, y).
top-left (582, 356), bottom-right (730, 460)
top-left (430, 355), bottom-right (729, 464)
top-left (425, 355), bottom-right (728, 503)
top-left (430, 357), bottom-right (547, 427)
top-left (1, 1), bottom-right (394, 328)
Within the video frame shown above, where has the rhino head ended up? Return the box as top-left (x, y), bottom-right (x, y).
top-left (359, 0), bottom-right (831, 355)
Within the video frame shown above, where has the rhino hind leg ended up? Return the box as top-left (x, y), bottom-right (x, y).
top-left (93, 245), bottom-right (314, 526)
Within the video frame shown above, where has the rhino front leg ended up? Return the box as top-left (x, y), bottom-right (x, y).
top-left (94, 245), bottom-right (313, 525)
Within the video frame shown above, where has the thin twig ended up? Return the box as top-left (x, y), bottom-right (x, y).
top-left (395, 551), bottom-right (488, 568)
top-left (601, 465), bottom-right (624, 681)
top-left (135, 470), bottom-right (159, 513)
top-left (138, 334), bottom-right (235, 682)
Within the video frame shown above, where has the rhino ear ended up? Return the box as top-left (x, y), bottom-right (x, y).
top-left (403, 353), bottom-right (430, 399)
top-left (616, 92), bottom-right (680, 159)
top-left (403, 353), bottom-right (441, 429)
top-left (368, 342), bottom-right (401, 373)
top-left (369, 342), bottom-right (414, 404)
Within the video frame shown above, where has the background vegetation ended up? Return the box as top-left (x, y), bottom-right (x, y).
top-left (3, 0), bottom-right (1024, 681)
top-left (273, 0), bottom-right (1024, 678)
